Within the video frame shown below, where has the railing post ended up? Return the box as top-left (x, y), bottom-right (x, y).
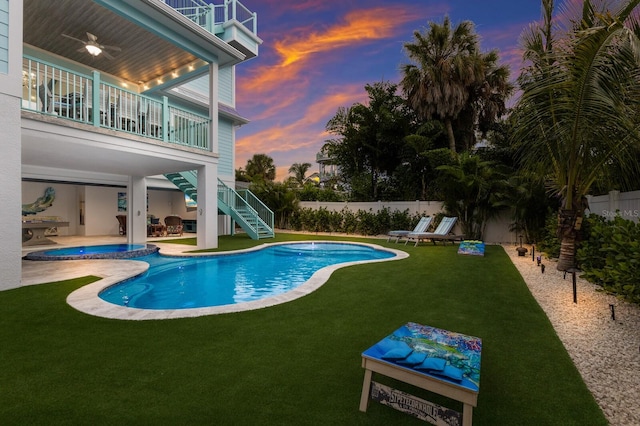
top-left (162, 95), bottom-right (169, 142)
top-left (206, 4), bottom-right (214, 33)
top-left (253, 12), bottom-right (257, 34)
top-left (91, 71), bottom-right (101, 128)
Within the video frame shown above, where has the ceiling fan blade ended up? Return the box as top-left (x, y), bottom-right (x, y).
top-left (101, 50), bottom-right (115, 60)
top-left (86, 32), bottom-right (98, 42)
top-left (77, 47), bottom-right (87, 53)
top-left (101, 44), bottom-right (121, 52)
top-left (61, 33), bottom-right (86, 44)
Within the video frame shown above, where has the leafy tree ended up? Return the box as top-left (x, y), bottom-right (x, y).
top-left (288, 162), bottom-right (312, 187)
top-left (245, 153), bottom-right (276, 183)
top-left (235, 167), bottom-right (250, 182)
top-left (401, 16), bottom-right (512, 153)
top-left (249, 180), bottom-right (298, 229)
top-left (324, 81), bottom-right (411, 200)
top-left (435, 153), bottom-right (509, 240)
top-left (513, 0), bottom-right (640, 270)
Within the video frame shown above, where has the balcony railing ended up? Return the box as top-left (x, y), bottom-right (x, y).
top-left (166, 0), bottom-right (257, 36)
top-left (21, 56), bottom-right (211, 151)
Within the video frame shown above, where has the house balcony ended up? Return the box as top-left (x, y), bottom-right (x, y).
top-left (169, 0), bottom-right (261, 59)
top-left (22, 56), bottom-right (210, 150)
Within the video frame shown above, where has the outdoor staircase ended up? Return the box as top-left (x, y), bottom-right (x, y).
top-left (164, 171), bottom-right (274, 240)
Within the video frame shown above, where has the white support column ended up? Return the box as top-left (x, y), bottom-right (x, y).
top-left (196, 163), bottom-right (218, 249)
top-left (127, 176), bottom-right (147, 245)
top-left (209, 62), bottom-right (219, 154)
top-left (0, 0), bottom-right (24, 290)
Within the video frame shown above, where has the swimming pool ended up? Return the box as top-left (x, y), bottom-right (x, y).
top-left (66, 241), bottom-right (407, 320)
top-left (99, 242), bottom-right (395, 310)
top-left (24, 244), bottom-right (158, 260)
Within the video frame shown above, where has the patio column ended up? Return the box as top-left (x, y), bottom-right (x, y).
top-left (196, 163), bottom-right (218, 249)
top-left (127, 176), bottom-right (147, 245)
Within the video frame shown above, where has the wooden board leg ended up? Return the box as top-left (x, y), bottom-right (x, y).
top-left (359, 369), bottom-right (373, 412)
top-left (463, 403), bottom-right (473, 426)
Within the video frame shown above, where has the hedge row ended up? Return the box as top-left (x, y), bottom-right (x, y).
top-left (287, 207), bottom-right (430, 236)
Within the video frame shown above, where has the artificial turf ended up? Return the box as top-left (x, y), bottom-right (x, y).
top-left (1, 235), bottom-right (607, 425)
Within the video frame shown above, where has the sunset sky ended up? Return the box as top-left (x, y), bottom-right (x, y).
top-left (234, 0), bottom-right (544, 181)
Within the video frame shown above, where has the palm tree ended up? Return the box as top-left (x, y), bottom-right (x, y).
top-left (288, 162), bottom-right (312, 187)
top-left (436, 153), bottom-right (509, 240)
top-left (245, 153), bottom-right (276, 182)
top-left (401, 16), bottom-right (511, 153)
top-left (514, 0), bottom-right (640, 271)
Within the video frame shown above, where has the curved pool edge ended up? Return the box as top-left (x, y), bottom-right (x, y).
top-left (66, 241), bottom-right (409, 320)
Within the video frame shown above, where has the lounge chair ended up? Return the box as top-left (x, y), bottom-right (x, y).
top-left (405, 216), bottom-right (464, 247)
top-left (386, 216), bottom-right (432, 243)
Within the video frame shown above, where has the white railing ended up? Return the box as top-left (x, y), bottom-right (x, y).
top-left (22, 56), bottom-right (211, 151)
top-left (165, 0), bottom-right (257, 35)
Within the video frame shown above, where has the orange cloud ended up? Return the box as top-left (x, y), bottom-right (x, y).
top-left (275, 8), bottom-right (408, 67)
top-left (241, 7), bottom-right (418, 94)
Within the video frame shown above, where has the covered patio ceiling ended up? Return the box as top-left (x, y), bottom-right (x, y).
top-left (23, 0), bottom-right (242, 86)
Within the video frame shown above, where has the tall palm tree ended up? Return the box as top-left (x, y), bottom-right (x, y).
top-left (401, 16), bottom-right (511, 153)
top-left (245, 153), bottom-right (276, 182)
top-left (288, 162), bottom-right (312, 187)
top-left (514, 0), bottom-right (640, 271)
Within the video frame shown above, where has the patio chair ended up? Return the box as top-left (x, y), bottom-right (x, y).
top-left (164, 215), bottom-right (183, 236)
top-left (405, 216), bottom-right (464, 247)
top-left (386, 216), bottom-right (432, 243)
top-left (38, 78), bottom-right (56, 112)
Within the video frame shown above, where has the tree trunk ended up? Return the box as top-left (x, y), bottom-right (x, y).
top-left (556, 208), bottom-right (581, 271)
top-left (444, 118), bottom-right (456, 154)
top-left (557, 234), bottom-right (577, 271)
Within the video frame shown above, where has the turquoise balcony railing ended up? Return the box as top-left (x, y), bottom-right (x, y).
top-left (166, 0), bottom-right (257, 36)
top-left (21, 56), bottom-right (211, 151)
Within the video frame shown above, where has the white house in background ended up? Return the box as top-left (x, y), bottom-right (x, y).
top-left (0, 0), bottom-right (274, 291)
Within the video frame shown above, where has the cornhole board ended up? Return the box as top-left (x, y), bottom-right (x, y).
top-left (360, 322), bottom-right (481, 425)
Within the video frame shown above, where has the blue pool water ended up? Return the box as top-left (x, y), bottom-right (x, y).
top-left (24, 244), bottom-right (158, 260)
top-left (99, 242), bottom-right (396, 310)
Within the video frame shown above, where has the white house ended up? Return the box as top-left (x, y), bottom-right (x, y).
top-left (0, 0), bottom-right (272, 291)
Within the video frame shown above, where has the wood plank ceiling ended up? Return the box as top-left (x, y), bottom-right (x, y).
top-left (23, 0), bottom-right (198, 84)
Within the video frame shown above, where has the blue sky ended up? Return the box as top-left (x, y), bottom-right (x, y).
top-left (234, 0), bottom-right (545, 180)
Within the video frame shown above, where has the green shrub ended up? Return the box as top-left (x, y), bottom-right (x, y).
top-left (283, 207), bottom-right (424, 237)
top-left (536, 210), bottom-right (561, 259)
top-left (577, 214), bottom-right (640, 304)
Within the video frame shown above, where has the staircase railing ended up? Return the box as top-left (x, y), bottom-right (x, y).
top-left (217, 179), bottom-right (274, 239)
top-left (235, 187), bottom-right (274, 232)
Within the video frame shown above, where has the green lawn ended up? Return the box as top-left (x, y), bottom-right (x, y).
top-left (1, 234), bottom-right (606, 425)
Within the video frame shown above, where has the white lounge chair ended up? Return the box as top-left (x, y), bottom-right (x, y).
top-left (387, 216), bottom-right (432, 243)
top-left (405, 216), bottom-right (464, 246)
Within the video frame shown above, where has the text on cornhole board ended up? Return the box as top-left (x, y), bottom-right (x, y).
top-left (370, 381), bottom-right (462, 425)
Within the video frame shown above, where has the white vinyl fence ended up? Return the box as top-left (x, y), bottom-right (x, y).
top-left (298, 190), bottom-right (640, 244)
top-left (298, 201), bottom-right (517, 244)
top-left (586, 190), bottom-right (640, 222)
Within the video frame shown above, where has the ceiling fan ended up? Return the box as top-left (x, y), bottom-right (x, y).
top-left (61, 32), bottom-right (121, 59)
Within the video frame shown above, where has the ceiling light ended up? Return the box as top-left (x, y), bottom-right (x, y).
top-left (86, 44), bottom-right (102, 56)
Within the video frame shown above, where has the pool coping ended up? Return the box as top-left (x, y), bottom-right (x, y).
top-left (65, 241), bottom-right (409, 320)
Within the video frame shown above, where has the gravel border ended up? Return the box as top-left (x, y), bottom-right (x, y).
top-left (504, 245), bottom-right (640, 425)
